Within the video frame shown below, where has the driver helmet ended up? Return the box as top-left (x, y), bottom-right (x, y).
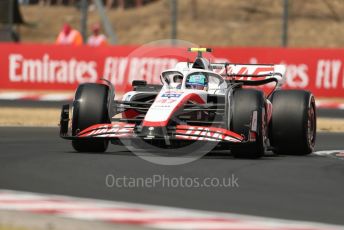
top-left (186, 73), bottom-right (208, 90)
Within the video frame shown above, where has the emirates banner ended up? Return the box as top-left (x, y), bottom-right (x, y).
top-left (1, 43), bottom-right (344, 97)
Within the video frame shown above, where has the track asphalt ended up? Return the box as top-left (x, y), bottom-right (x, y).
top-left (0, 127), bottom-right (343, 225)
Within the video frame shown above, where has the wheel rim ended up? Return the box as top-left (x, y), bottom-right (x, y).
top-left (307, 102), bottom-right (316, 148)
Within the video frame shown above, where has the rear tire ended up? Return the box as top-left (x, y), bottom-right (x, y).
top-left (72, 83), bottom-right (111, 153)
top-left (270, 90), bottom-right (316, 155)
top-left (230, 89), bottom-right (266, 159)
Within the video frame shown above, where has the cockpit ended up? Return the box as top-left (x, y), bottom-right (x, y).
top-left (160, 69), bottom-right (226, 94)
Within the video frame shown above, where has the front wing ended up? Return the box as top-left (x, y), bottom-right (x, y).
top-left (60, 105), bottom-right (254, 144)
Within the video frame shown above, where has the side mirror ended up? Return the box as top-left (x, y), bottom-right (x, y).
top-left (160, 75), bottom-right (170, 85)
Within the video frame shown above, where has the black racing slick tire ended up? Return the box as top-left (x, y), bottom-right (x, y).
top-left (230, 89), bottom-right (266, 159)
top-left (72, 83), bottom-right (111, 153)
top-left (270, 90), bottom-right (316, 155)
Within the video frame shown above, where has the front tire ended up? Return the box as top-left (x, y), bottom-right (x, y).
top-left (230, 89), bottom-right (266, 159)
top-left (72, 83), bottom-right (111, 153)
top-left (270, 90), bottom-right (316, 155)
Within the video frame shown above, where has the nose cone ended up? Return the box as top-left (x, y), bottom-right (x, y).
top-left (142, 90), bottom-right (207, 128)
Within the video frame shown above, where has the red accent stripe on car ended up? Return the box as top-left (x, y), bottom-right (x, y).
top-left (77, 122), bottom-right (135, 137)
top-left (176, 125), bottom-right (244, 141)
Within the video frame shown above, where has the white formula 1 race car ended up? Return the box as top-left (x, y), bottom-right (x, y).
top-left (60, 48), bottom-right (316, 158)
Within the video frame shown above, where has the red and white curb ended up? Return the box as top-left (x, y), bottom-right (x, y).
top-left (0, 92), bottom-right (73, 101)
top-left (0, 190), bottom-right (342, 230)
top-left (316, 101), bottom-right (344, 110)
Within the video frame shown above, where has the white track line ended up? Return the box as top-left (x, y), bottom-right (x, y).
top-left (313, 150), bottom-right (344, 160)
top-left (313, 150), bottom-right (344, 156)
top-left (0, 190), bottom-right (343, 230)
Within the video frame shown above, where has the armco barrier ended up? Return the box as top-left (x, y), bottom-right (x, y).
top-left (0, 43), bottom-right (344, 97)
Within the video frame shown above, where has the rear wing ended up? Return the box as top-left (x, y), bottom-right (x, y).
top-left (186, 48), bottom-right (286, 86)
top-left (211, 63), bottom-right (286, 87)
